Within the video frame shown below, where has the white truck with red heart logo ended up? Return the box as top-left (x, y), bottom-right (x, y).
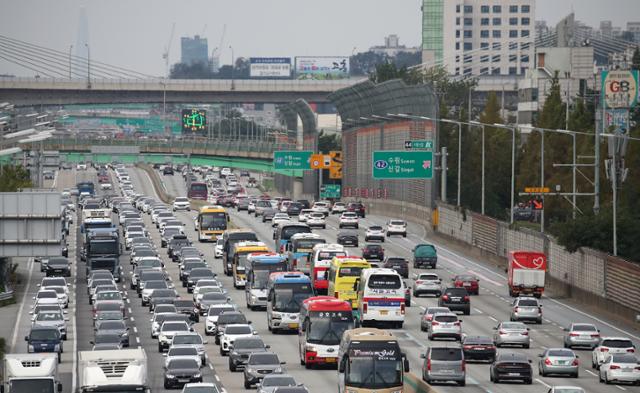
top-left (507, 251), bottom-right (547, 298)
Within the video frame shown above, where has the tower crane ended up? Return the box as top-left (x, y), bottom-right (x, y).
top-left (162, 22), bottom-right (176, 78)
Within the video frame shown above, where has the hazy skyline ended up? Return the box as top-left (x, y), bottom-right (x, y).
top-left (1, 0), bottom-right (639, 77)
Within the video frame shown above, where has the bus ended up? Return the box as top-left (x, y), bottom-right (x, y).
top-left (245, 253), bottom-right (288, 310)
top-left (310, 244), bottom-right (348, 295)
top-left (299, 296), bottom-right (354, 368)
top-left (188, 181), bottom-right (208, 200)
top-left (266, 272), bottom-right (314, 333)
top-left (273, 223), bottom-right (311, 253)
top-left (356, 268), bottom-right (405, 328)
top-left (196, 205), bottom-right (228, 242)
top-left (231, 241), bottom-right (270, 289)
top-left (76, 181), bottom-right (95, 196)
top-left (328, 257), bottom-right (371, 309)
top-left (286, 233), bottom-right (326, 274)
top-left (222, 229), bottom-right (259, 276)
top-left (337, 328), bottom-right (409, 393)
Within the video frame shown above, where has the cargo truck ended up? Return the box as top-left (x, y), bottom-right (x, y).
top-left (507, 251), bottom-right (547, 298)
top-left (2, 353), bottom-right (62, 393)
top-left (78, 348), bottom-right (149, 393)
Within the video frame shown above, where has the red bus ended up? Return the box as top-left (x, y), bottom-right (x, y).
top-left (310, 245), bottom-right (348, 295)
top-left (298, 296), bottom-right (354, 368)
top-left (187, 182), bottom-right (208, 200)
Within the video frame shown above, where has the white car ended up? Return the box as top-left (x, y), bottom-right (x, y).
top-left (306, 212), bottom-right (326, 229)
top-left (298, 209), bottom-right (312, 222)
top-left (76, 163), bottom-right (87, 170)
top-left (100, 183), bottom-right (112, 190)
top-left (247, 200), bottom-right (256, 213)
top-left (339, 212), bottom-right (359, 229)
top-left (311, 201), bottom-right (331, 216)
top-left (272, 213), bottom-right (290, 227)
top-left (164, 346), bottom-right (203, 368)
top-left (173, 197), bottom-right (191, 211)
top-left (364, 226), bottom-right (385, 242)
top-left (331, 202), bottom-right (347, 214)
top-left (386, 220), bottom-right (407, 237)
top-left (592, 337), bottom-right (636, 368)
top-left (598, 353), bottom-right (640, 385)
top-left (214, 238), bottom-right (224, 258)
top-left (204, 304), bottom-right (236, 336)
top-left (219, 324), bottom-right (256, 355)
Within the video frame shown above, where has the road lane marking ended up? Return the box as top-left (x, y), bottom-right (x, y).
top-left (473, 308), bottom-right (484, 314)
top-left (488, 316), bottom-right (498, 322)
top-left (585, 369), bottom-right (598, 377)
top-left (136, 337), bottom-right (140, 344)
top-left (133, 326), bottom-right (138, 333)
top-left (615, 386), bottom-right (627, 391)
top-left (535, 378), bottom-right (551, 388)
top-left (10, 257), bottom-right (34, 350)
top-left (214, 372), bottom-right (219, 379)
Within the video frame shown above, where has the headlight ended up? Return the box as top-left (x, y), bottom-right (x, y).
top-left (193, 373), bottom-right (201, 378)
top-left (159, 334), bottom-right (167, 341)
top-left (165, 374), bottom-right (175, 378)
top-left (272, 312), bottom-right (282, 319)
top-left (54, 344), bottom-right (60, 351)
top-left (28, 344), bottom-right (34, 351)
top-left (305, 344), bottom-right (317, 352)
top-left (274, 367), bottom-right (282, 373)
top-left (251, 295), bottom-right (257, 301)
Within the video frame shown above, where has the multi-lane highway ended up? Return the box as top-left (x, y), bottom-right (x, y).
top-left (9, 165), bottom-right (640, 393)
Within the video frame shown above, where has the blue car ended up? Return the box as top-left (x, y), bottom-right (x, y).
top-left (26, 325), bottom-right (63, 362)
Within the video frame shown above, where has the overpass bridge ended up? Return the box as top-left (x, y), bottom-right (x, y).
top-left (0, 77), bottom-right (363, 106)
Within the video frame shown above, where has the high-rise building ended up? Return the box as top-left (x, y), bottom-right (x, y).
top-left (626, 22), bottom-right (640, 42)
top-left (181, 35), bottom-right (208, 65)
top-left (421, 0), bottom-right (535, 76)
top-left (600, 20), bottom-right (613, 37)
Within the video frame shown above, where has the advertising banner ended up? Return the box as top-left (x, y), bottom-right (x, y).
top-left (601, 70), bottom-right (639, 108)
top-left (294, 56), bottom-right (349, 80)
top-left (249, 57), bottom-right (291, 78)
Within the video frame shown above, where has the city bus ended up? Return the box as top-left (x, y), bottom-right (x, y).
top-left (245, 253), bottom-right (288, 310)
top-left (286, 233), bottom-right (326, 274)
top-left (328, 257), bottom-right (370, 309)
top-left (222, 229), bottom-right (259, 276)
top-left (196, 205), bottom-right (228, 242)
top-left (188, 181), bottom-right (208, 200)
top-left (273, 222), bottom-right (311, 253)
top-left (356, 268), bottom-right (405, 328)
top-left (266, 272), bottom-right (314, 333)
top-left (298, 296), bottom-right (354, 368)
top-left (310, 244), bottom-right (348, 295)
top-left (231, 241), bottom-right (270, 289)
top-left (337, 328), bottom-right (409, 393)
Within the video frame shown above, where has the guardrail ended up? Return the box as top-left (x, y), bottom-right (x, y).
top-left (0, 290), bottom-right (14, 302)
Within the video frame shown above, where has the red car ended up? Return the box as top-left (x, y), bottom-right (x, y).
top-left (452, 274), bottom-right (479, 295)
top-left (347, 202), bottom-right (366, 218)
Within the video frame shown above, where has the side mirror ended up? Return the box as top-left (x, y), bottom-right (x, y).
top-left (538, 354), bottom-right (544, 357)
top-left (419, 353), bottom-right (425, 359)
top-left (24, 335), bottom-right (29, 341)
top-left (64, 317), bottom-right (69, 321)
top-left (162, 353), bottom-right (167, 357)
top-left (247, 321), bottom-right (252, 325)
top-left (338, 358), bottom-right (345, 373)
top-left (563, 327), bottom-right (569, 331)
top-left (253, 331), bottom-right (258, 335)
top-left (265, 345), bottom-right (271, 349)
top-left (57, 382), bottom-right (62, 393)
top-left (89, 341), bottom-right (94, 345)
top-left (280, 361), bottom-right (287, 365)
top-left (203, 340), bottom-right (208, 345)
top-left (403, 357), bottom-right (410, 372)
top-left (492, 326), bottom-right (497, 330)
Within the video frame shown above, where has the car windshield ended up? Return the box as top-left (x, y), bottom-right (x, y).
top-left (572, 324), bottom-right (597, 331)
top-left (146, 281), bottom-right (168, 289)
top-left (99, 321), bottom-right (126, 330)
top-left (225, 325), bottom-right (252, 335)
top-left (369, 226), bottom-right (383, 231)
top-left (37, 291), bottom-right (57, 298)
top-left (430, 348), bottom-right (463, 361)
top-left (262, 376), bottom-right (296, 386)
top-left (425, 307), bottom-right (449, 316)
top-left (30, 329), bottom-right (58, 340)
top-left (208, 307), bottom-right (235, 317)
top-left (456, 275), bottom-right (475, 281)
top-left (219, 314), bottom-right (246, 324)
top-left (249, 353), bottom-right (279, 365)
top-left (202, 293), bottom-right (226, 301)
top-left (162, 323), bottom-right (188, 331)
top-left (368, 274), bottom-right (401, 289)
top-left (307, 311), bottom-right (353, 345)
top-left (155, 305), bottom-right (177, 313)
top-left (274, 289), bottom-right (310, 313)
top-left (173, 335), bottom-right (202, 345)
top-left (36, 312), bottom-right (63, 321)
top-left (414, 245), bottom-right (436, 257)
top-left (611, 355), bottom-right (638, 363)
top-left (434, 315), bottom-right (457, 323)
top-left (547, 349), bottom-right (574, 357)
top-left (234, 339), bottom-right (264, 349)
top-left (501, 322), bottom-right (526, 330)
top-left (97, 292), bottom-right (121, 300)
top-left (345, 347), bottom-right (402, 389)
top-left (168, 347), bottom-right (198, 356)
top-left (602, 339), bottom-right (634, 348)
top-left (153, 290), bottom-right (175, 297)
top-left (463, 336), bottom-right (493, 345)
top-left (518, 299), bottom-right (538, 306)
top-left (168, 359), bottom-right (199, 369)
top-left (339, 267), bottom-right (364, 277)
top-left (390, 221), bottom-right (405, 226)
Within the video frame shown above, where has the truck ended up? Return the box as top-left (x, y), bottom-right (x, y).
top-left (78, 348), bottom-right (150, 393)
top-left (2, 353), bottom-right (62, 393)
top-left (507, 251), bottom-right (547, 298)
top-left (80, 209), bottom-right (113, 235)
top-left (76, 181), bottom-right (95, 196)
top-left (82, 228), bottom-right (122, 281)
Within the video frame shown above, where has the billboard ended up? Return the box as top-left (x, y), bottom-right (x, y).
top-left (601, 70), bottom-right (639, 108)
top-left (181, 109), bottom-right (207, 133)
top-left (249, 57), bottom-right (291, 78)
top-left (294, 56), bottom-right (349, 80)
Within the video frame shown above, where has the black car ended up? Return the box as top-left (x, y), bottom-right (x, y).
top-left (286, 202), bottom-right (303, 216)
top-left (228, 336), bottom-right (269, 371)
top-left (462, 335), bottom-right (496, 362)
top-left (439, 287), bottom-right (471, 315)
top-left (163, 166), bottom-right (174, 175)
top-left (46, 257), bottom-right (71, 277)
top-left (346, 202), bottom-right (366, 218)
top-left (336, 231), bottom-right (358, 247)
top-left (489, 353), bottom-right (532, 384)
top-left (168, 235), bottom-right (191, 260)
top-left (362, 244), bottom-right (384, 261)
top-left (240, 170), bottom-right (250, 177)
top-left (174, 299), bottom-right (199, 322)
top-left (148, 289), bottom-right (178, 311)
top-left (383, 257), bottom-right (408, 278)
top-left (164, 358), bottom-right (202, 389)
top-left (214, 311), bottom-right (249, 343)
top-left (296, 200), bottom-right (311, 209)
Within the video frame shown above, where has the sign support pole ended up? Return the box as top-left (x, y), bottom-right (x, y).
top-left (441, 147), bottom-right (447, 204)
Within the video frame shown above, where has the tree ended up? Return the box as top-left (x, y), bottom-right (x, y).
top-left (169, 62), bottom-right (214, 79)
top-left (0, 165), bottom-right (32, 191)
top-left (350, 51), bottom-right (389, 76)
top-left (317, 131), bottom-right (341, 153)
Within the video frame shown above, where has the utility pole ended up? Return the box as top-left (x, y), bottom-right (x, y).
top-left (441, 147), bottom-right (448, 203)
top-left (68, 45), bottom-right (73, 79)
top-left (85, 43), bottom-right (91, 89)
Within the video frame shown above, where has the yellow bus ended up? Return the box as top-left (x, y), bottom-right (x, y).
top-left (196, 205), bottom-right (228, 242)
top-left (231, 241), bottom-right (270, 289)
top-left (328, 257), bottom-right (370, 309)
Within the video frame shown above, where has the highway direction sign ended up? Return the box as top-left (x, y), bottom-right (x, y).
top-left (372, 151), bottom-right (433, 179)
top-left (273, 151), bottom-right (312, 170)
top-left (320, 184), bottom-right (341, 199)
top-left (404, 140), bottom-right (434, 150)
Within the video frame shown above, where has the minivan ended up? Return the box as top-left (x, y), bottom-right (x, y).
top-left (420, 346), bottom-right (466, 386)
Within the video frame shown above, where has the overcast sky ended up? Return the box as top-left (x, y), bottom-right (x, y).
top-left (0, 0), bottom-right (639, 77)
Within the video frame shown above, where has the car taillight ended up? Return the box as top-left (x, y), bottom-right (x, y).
top-left (463, 345), bottom-right (473, 350)
top-left (569, 333), bottom-right (580, 337)
top-left (499, 330), bottom-right (506, 335)
top-left (432, 321), bottom-right (439, 326)
top-left (600, 347), bottom-right (609, 352)
top-left (635, 366), bottom-right (640, 371)
top-left (572, 359), bottom-right (579, 366)
top-left (627, 348), bottom-right (635, 353)
top-left (513, 307), bottom-right (519, 312)
top-left (454, 321), bottom-right (461, 326)
top-left (279, 245), bottom-right (284, 252)
top-left (461, 360), bottom-right (466, 372)
top-left (292, 259), bottom-right (297, 268)
top-left (463, 296), bottom-right (470, 301)
top-left (610, 365), bottom-right (620, 370)
top-left (442, 295), bottom-right (449, 301)
top-left (334, 291), bottom-right (339, 298)
top-left (538, 307), bottom-right (542, 313)
top-left (455, 281), bottom-right (462, 286)
top-left (426, 359), bottom-right (431, 371)
top-left (416, 280), bottom-right (423, 284)
top-left (544, 358), bottom-right (552, 365)
top-left (590, 333), bottom-right (600, 338)
top-left (400, 303), bottom-right (405, 315)
top-left (521, 331), bottom-right (529, 336)
top-left (362, 303), bottom-right (368, 314)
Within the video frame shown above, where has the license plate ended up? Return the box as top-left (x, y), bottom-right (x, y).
top-left (558, 360), bottom-right (567, 365)
top-left (379, 310), bottom-right (388, 316)
top-left (622, 368), bottom-right (633, 372)
top-left (54, 269), bottom-right (62, 272)
top-left (439, 369), bottom-right (453, 374)
top-left (463, 282), bottom-right (470, 286)
top-left (41, 344), bottom-right (48, 347)
top-left (473, 347), bottom-right (485, 351)
top-left (393, 266), bottom-right (401, 269)
top-left (508, 373), bottom-right (520, 376)
top-left (288, 323), bottom-right (299, 329)
top-left (178, 378), bottom-right (190, 383)
top-left (325, 358), bottom-right (336, 363)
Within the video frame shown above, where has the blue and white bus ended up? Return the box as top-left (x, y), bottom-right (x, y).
top-left (245, 253), bottom-right (288, 310)
top-left (266, 272), bottom-right (313, 332)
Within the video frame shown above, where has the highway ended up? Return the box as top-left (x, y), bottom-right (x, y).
top-left (10, 165), bottom-right (640, 393)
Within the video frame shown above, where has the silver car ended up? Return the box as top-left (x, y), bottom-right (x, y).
top-left (420, 346), bottom-right (466, 386)
top-left (598, 354), bottom-right (640, 385)
top-left (510, 296), bottom-right (542, 324)
top-left (538, 348), bottom-right (579, 378)
top-left (493, 321), bottom-right (531, 348)
top-left (421, 307), bottom-right (451, 331)
top-left (428, 313), bottom-right (462, 341)
top-left (257, 374), bottom-right (297, 393)
top-left (171, 332), bottom-right (208, 364)
top-left (32, 311), bottom-right (68, 340)
top-left (413, 273), bottom-right (442, 297)
top-left (563, 323), bottom-right (601, 349)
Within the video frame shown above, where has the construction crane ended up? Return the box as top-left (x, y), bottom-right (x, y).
top-left (211, 24), bottom-right (226, 69)
top-left (162, 22), bottom-right (176, 78)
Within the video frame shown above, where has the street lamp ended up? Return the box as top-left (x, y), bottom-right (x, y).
top-left (229, 45), bottom-right (235, 91)
top-left (84, 43), bottom-right (91, 88)
top-left (69, 45), bottom-right (73, 79)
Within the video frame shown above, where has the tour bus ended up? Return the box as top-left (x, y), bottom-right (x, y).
top-left (187, 181), bottom-right (208, 200)
top-left (356, 268), bottom-right (405, 328)
top-left (286, 233), bottom-right (326, 274)
top-left (196, 205), bottom-right (229, 242)
top-left (222, 229), bottom-right (259, 276)
top-left (266, 272), bottom-right (314, 333)
top-left (328, 257), bottom-right (371, 309)
top-left (310, 244), bottom-right (348, 295)
top-left (273, 222), bottom-right (311, 253)
top-left (298, 296), bottom-right (354, 368)
top-left (231, 241), bottom-right (270, 289)
top-left (245, 253), bottom-right (288, 310)
top-left (337, 328), bottom-right (409, 393)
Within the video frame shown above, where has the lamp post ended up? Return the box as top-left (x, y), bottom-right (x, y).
top-left (229, 45), bottom-right (235, 91)
top-left (84, 43), bottom-right (91, 88)
top-left (68, 45), bottom-right (73, 79)
top-left (441, 119), bottom-right (463, 207)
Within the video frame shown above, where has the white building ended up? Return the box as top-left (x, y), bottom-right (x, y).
top-left (422, 0), bottom-right (535, 76)
top-left (369, 35), bottom-right (420, 57)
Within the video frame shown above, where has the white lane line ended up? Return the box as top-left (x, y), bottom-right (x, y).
top-left (467, 269), bottom-right (504, 286)
top-left (535, 378), bottom-right (551, 388)
top-left (585, 369), bottom-right (598, 377)
top-left (209, 364), bottom-right (215, 371)
top-left (10, 257), bottom-right (34, 350)
top-left (488, 316), bottom-right (498, 322)
top-left (133, 327), bottom-right (138, 333)
top-left (136, 337), bottom-right (140, 344)
top-left (615, 385), bottom-right (627, 391)
top-left (130, 316), bottom-right (135, 322)
top-left (473, 308), bottom-right (484, 314)
top-left (214, 373), bottom-right (219, 379)
top-left (126, 298), bottom-right (130, 304)
top-left (128, 307), bottom-right (132, 314)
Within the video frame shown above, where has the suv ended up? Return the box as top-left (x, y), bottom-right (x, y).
top-left (243, 352), bottom-right (286, 389)
top-left (163, 166), bottom-right (174, 175)
top-left (361, 244), bottom-right (384, 261)
top-left (413, 273), bottom-right (442, 297)
top-left (228, 336), bottom-right (270, 372)
top-left (383, 257), bottom-right (409, 278)
top-left (346, 202), bottom-right (365, 218)
top-left (592, 337), bottom-right (636, 369)
top-left (25, 325), bottom-right (63, 362)
top-left (428, 312), bottom-right (462, 341)
top-left (438, 287), bottom-right (471, 315)
top-left (364, 226), bottom-right (385, 242)
top-left (420, 347), bottom-right (466, 386)
top-left (510, 297), bottom-right (542, 324)
top-left (386, 220), bottom-right (407, 237)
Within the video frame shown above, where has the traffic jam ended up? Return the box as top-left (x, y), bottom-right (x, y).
top-left (17, 162), bottom-right (640, 393)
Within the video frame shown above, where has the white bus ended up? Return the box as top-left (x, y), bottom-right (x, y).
top-left (356, 268), bottom-right (405, 328)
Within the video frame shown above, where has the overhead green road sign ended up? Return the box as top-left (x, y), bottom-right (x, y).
top-left (372, 151), bottom-right (433, 179)
top-left (404, 140), bottom-right (433, 150)
top-left (320, 184), bottom-right (341, 199)
top-left (273, 151), bottom-right (312, 170)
